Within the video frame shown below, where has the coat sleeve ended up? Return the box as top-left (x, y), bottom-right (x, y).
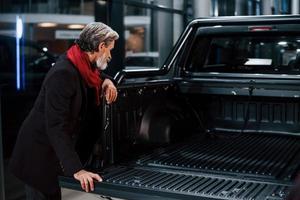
top-left (44, 69), bottom-right (83, 177)
top-left (100, 72), bottom-right (117, 85)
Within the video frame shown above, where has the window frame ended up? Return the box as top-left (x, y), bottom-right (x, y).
top-left (180, 26), bottom-right (300, 80)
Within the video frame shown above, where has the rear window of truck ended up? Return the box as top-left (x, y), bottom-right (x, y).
top-left (186, 34), bottom-right (300, 74)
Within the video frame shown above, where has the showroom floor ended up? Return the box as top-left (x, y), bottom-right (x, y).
top-left (62, 188), bottom-right (112, 200)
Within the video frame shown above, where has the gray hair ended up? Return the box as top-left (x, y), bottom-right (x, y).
top-left (76, 22), bottom-right (119, 52)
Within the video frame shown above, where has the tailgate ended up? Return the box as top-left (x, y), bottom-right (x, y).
top-left (60, 166), bottom-right (291, 200)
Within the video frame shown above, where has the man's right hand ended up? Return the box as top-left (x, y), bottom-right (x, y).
top-left (73, 169), bottom-right (102, 192)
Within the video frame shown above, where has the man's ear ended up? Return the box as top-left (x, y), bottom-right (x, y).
top-left (98, 42), bottom-right (106, 51)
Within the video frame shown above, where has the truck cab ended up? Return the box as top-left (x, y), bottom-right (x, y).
top-left (61, 15), bottom-right (300, 200)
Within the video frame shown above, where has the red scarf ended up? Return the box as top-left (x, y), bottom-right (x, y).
top-left (67, 44), bottom-right (103, 106)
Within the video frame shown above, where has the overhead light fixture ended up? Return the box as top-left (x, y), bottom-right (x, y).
top-left (98, 0), bottom-right (106, 6)
top-left (67, 24), bottom-right (85, 29)
top-left (278, 41), bottom-right (287, 46)
top-left (38, 22), bottom-right (57, 28)
top-left (16, 16), bottom-right (23, 39)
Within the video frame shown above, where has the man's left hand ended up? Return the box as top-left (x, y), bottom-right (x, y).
top-left (102, 79), bottom-right (118, 104)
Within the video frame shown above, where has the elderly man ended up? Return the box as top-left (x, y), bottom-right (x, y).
top-left (9, 22), bottom-right (119, 199)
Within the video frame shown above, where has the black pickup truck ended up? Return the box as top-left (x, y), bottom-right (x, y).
top-left (61, 15), bottom-right (300, 200)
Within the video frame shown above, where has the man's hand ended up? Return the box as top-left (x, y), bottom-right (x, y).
top-left (74, 169), bottom-right (102, 192)
top-left (102, 79), bottom-right (117, 104)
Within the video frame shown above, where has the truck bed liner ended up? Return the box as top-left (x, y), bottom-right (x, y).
top-left (102, 166), bottom-right (291, 199)
top-left (61, 166), bottom-right (292, 200)
top-left (60, 134), bottom-right (299, 199)
top-left (136, 134), bottom-right (300, 181)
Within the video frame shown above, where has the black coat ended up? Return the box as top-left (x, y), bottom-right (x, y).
top-left (9, 54), bottom-right (109, 195)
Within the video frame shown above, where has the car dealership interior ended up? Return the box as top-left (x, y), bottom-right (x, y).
top-left (1, 0), bottom-right (300, 200)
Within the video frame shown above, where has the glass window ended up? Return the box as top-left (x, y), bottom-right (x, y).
top-left (187, 35), bottom-right (300, 74)
top-left (0, 39), bottom-right (13, 73)
top-left (124, 4), bottom-right (184, 68)
top-left (0, 38), bottom-right (14, 86)
top-left (0, 0), bottom-right (94, 15)
top-left (126, 0), bottom-right (176, 9)
top-left (22, 42), bottom-right (55, 90)
top-left (23, 44), bottom-right (52, 72)
top-left (0, 35), bottom-right (55, 90)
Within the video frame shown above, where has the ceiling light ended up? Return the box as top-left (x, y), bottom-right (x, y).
top-left (38, 22), bottom-right (57, 28)
top-left (278, 41), bottom-right (287, 46)
top-left (98, 0), bottom-right (106, 5)
top-left (67, 24), bottom-right (85, 29)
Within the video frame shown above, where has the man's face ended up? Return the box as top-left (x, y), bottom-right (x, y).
top-left (95, 40), bottom-right (115, 70)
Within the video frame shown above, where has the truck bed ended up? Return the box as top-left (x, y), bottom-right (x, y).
top-left (61, 133), bottom-right (300, 199)
top-left (136, 133), bottom-right (300, 181)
